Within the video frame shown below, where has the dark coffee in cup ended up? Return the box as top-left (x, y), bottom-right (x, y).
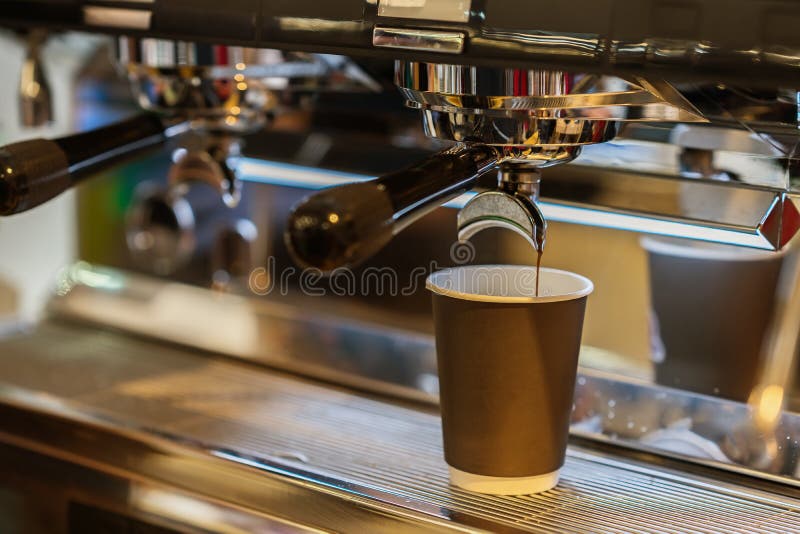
top-left (427, 265), bottom-right (593, 495)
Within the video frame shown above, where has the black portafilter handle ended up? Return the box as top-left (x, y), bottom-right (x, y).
top-left (285, 144), bottom-right (498, 272)
top-left (0, 113), bottom-right (172, 216)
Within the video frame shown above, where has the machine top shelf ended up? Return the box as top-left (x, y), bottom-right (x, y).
top-left (1, 0), bottom-right (799, 87)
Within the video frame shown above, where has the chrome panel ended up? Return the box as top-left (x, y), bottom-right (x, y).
top-left (4, 6), bottom-right (800, 86)
top-left (49, 266), bottom-right (440, 404)
top-left (373, 27), bottom-right (466, 54)
top-left (418, 109), bottom-right (622, 147)
top-left (0, 322), bottom-right (799, 532)
top-left (395, 62), bottom-right (706, 122)
top-left (236, 156), bottom-right (792, 251)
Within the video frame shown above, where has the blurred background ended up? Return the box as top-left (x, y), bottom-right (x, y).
top-left (0, 31), bottom-right (104, 322)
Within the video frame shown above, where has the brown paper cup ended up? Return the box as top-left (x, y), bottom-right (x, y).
top-left (427, 265), bottom-right (593, 495)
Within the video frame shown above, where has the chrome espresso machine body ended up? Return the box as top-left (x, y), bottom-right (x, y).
top-left (1, 1), bottom-right (800, 532)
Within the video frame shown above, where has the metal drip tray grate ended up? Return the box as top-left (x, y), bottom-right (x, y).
top-left (0, 323), bottom-right (799, 533)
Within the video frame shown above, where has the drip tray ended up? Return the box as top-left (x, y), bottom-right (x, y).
top-left (0, 322), bottom-right (799, 533)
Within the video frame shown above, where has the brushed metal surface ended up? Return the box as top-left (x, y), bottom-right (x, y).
top-left (0, 323), bottom-right (799, 533)
top-left (47, 268), bottom-right (800, 486)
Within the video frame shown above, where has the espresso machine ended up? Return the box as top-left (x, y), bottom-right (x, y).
top-left (1, 1), bottom-right (800, 532)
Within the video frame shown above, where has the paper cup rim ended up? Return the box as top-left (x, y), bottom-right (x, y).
top-left (426, 265), bottom-right (593, 304)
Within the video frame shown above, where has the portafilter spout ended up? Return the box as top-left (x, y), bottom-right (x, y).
top-left (458, 161), bottom-right (557, 255)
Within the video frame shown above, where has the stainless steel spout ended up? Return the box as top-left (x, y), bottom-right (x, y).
top-left (18, 30), bottom-right (52, 128)
top-left (458, 163), bottom-right (550, 254)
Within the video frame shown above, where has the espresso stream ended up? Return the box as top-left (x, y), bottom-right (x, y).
top-left (535, 249), bottom-right (542, 297)
top-left (534, 224), bottom-right (546, 297)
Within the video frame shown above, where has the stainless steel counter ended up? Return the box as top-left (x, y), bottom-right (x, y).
top-left (0, 321), bottom-right (798, 533)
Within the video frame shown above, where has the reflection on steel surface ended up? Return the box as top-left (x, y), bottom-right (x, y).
top-left (373, 27), bottom-right (466, 54)
top-left (18, 30), bottom-right (52, 128)
top-left (117, 38), bottom-right (380, 132)
top-left (45, 264), bottom-right (800, 485)
top-left (396, 62), bottom-right (705, 123)
top-left (0, 323), bottom-right (799, 532)
top-left (752, 243), bottom-right (800, 438)
top-left (51, 264), bottom-right (440, 403)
